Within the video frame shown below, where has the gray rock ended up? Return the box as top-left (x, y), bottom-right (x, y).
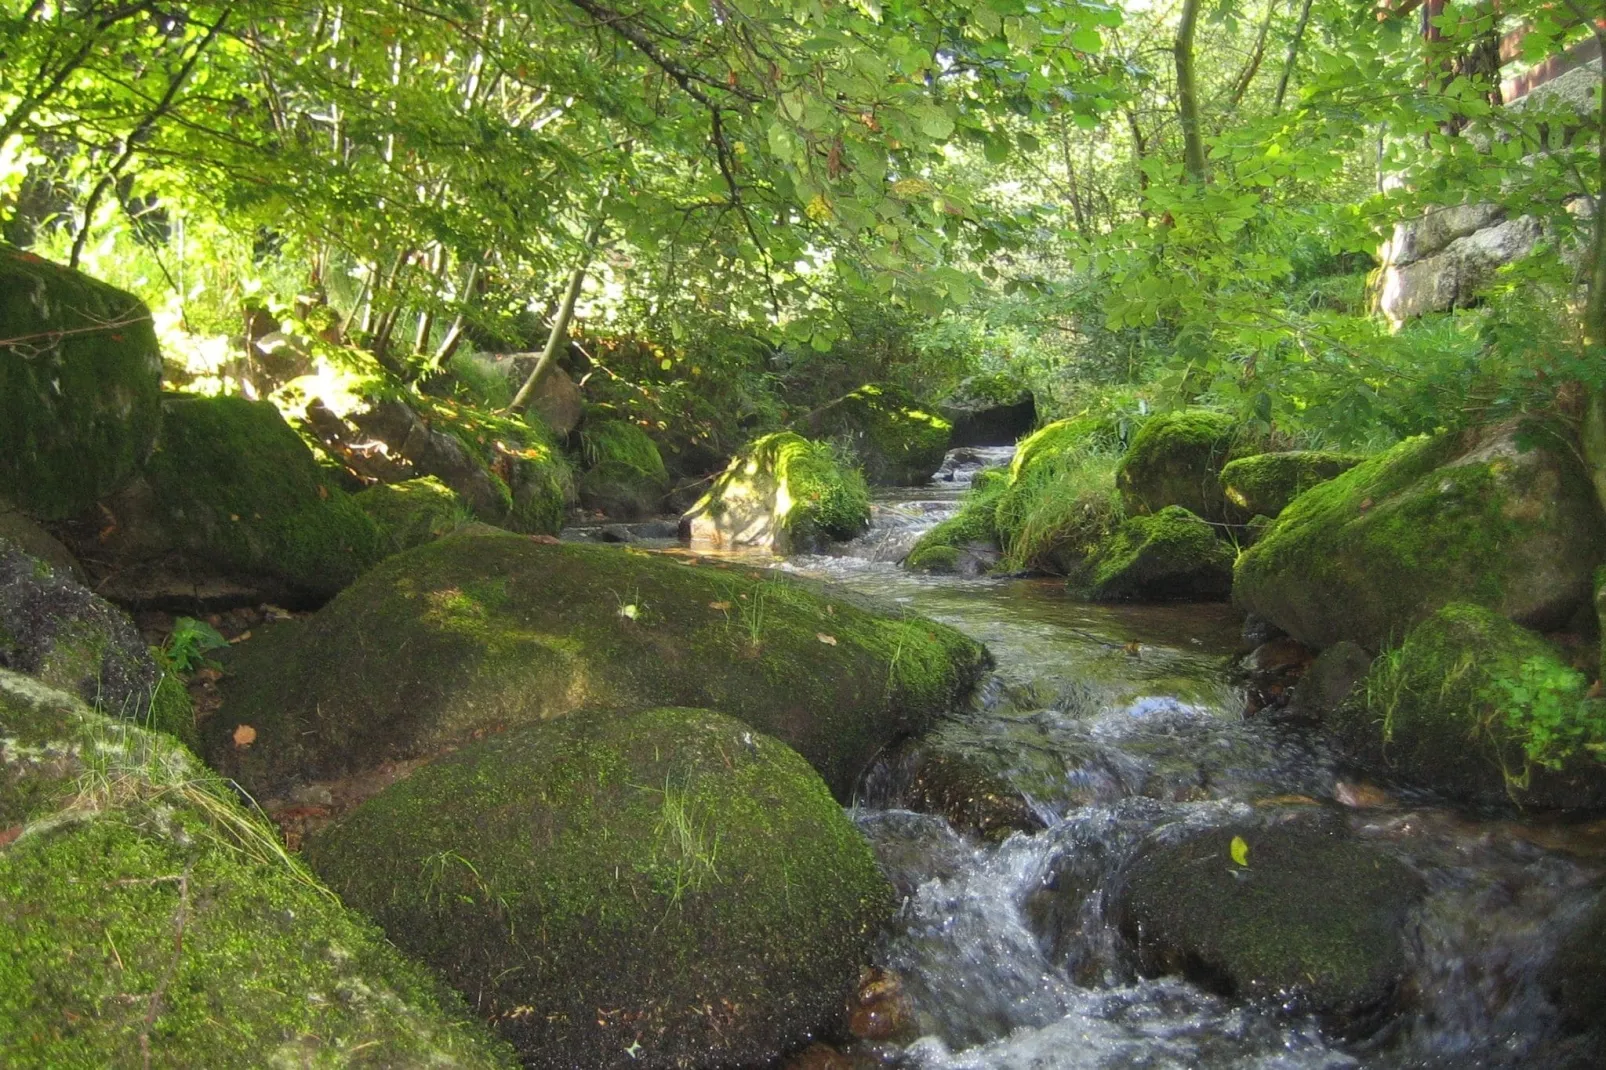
top-left (1286, 641), bottom-right (1373, 721)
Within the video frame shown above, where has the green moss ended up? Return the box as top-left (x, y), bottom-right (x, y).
top-left (1334, 603), bottom-right (1606, 808)
top-left (0, 246), bottom-right (162, 519)
top-left (355, 476), bottom-right (471, 552)
top-left (1234, 427), bottom-right (1604, 650)
top-left (304, 707), bottom-right (891, 1067)
top-left (805, 383), bottom-right (952, 486)
top-left (1219, 450), bottom-right (1367, 521)
top-left (684, 432), bottom-right (869, 552)
top-left (209, 532), bottom-right (989, 801)
top-left (0, 670), bottom-right (517, 1069)
top-left (1075, 505), bottom-right (1235, 602)
top-left (145, 396), bottom-right (386, 597)
top-left (1008, 416), bottom-right (1121, 481)
top-left (424, 398), bottom-right (573, 535)
top-left (1115, 409), bottom-right (1257, 522)
top-left (904, 469), bottom-right (1008, 573)
top-left (577, 419), bottom-right (670, 517)
top-left (995, 436), bottom-right (1123, 575)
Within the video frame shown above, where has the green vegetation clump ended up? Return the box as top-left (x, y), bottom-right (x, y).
top-left (993, 419), bottom-right (1125, 574)
top-left (577, 418), bottom-right (671, 517)
top-left (1233, 426), bottom-right (1605, 650)
top-left (1334, 602), bottom-right (1606, 809)
top-left (305, 706), bottom-right (892, 1068)
top-left (1218, 450), bottom-right (1367, 521)
top-left (805, 383), bottom-right (952, 486)
top-left (354, 476), bottom-right (471, 552)
top-left (209, 531), bottom-right (989, 801)
top-left (905, 468), bottom-right (1008, 573)
top-left (684, 431), bottom-right (869, 552)
top-left (1115, 409), bottom-right (1254, 523)
top-left (146, 395), bottom-right (386, 598)
top-left (1075, 505), bottom-right (1235, 602)
top-left (0, 669), bottom-right (517, 1069)
top-left (416, 394), bottom-right (573, 535)
top-left (0, 246), bottom-right (163, 520)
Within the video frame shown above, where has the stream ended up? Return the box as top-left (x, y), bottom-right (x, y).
top-left (780, 450), bottom-right (1606, 1070)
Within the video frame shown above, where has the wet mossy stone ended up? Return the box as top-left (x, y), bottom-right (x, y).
top-left (304, 707), bottom-right (892, 1069)
top-left (0, 670), bottom-right (517, 1069)
top-left (1219, 450), bottom-right (1366, 522)
top-left (577, 418), bottom-right (671, 519)
top-left (1234, 423), bottom-right (1606, 651)
top-left (802, 383), bottom-right (952, 486)
top-left (0, 497), bottom-right (83, 581)
top-left (1331, 603), bottom-right (1606, 810)
top-left (354, 476), bottom-right (469, 553)
top-left (0, 541), bottom-right (191, 744)
top-left (681, 432), bottom-right (870, 553)
top-left (940, 373), bottom-right (1036, 448)
top-left (120, 394), bottom-right (385, 605)
top-left (0, 246), bottom-right (162, 520)
top-left (208, 531), bottom-right (989, 801)
top-left (1115, 410), bottom-right (1253, 523)
top-left (904, 469), bottom-right (1007, 575)
top-left (1117, 816), bottom-right (1421, 1024)
top-left (1076, 506), bottom-right (1235, 602)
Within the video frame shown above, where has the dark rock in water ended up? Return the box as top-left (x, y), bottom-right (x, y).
top-left (57, 395), bottom-right (385, 611)
top-left (853, 810), bottom-right (974, 899)
top-left (1238, 636), bottom-right (1315, 717)
top-left (1545, 892), bottom-right (1606, 1060)
top-left (1116, 815), bottom-right (1421, 1026)
top-left (1116, 411), bottom-right (1259, 524)
top-left (1240, 612), bottom-right (1286, 650)
top-left (304, 707), bottom-right (892, 1070)
top-left (891, 742), bottom-right (1046, 841)
top-left (1284, 641), bottom-right (1373, 722)
top-left (800, 383), bottom-right (952, 486)
top-left (1076, 506), bottom-right (1235, 602)
top-left (0, 540), bottom-right (190, 741)
top-left (940, 375), bottom-right (1036, 448)
top-left (0, 246), bottom-right (163, 520)
top-left (1234, 422), bottom-right (1606, 651)
top-left (1329, 603), bottom-right (1606, 810)
top-left (0, 669), bottom-right (514, 1068)
top-left (210, 531), bottom-right (989, 802)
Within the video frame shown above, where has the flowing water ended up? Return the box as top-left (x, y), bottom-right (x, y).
top-left (768, 448), bottom-right (1606, 1070)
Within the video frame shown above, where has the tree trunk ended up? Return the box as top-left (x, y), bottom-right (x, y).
top-left (1174, 0), bottom-right (1208, 184)
top-left (506, 213), bottom-right (608, 414)
top-left (1273, 0), bottom-right (1316, 112)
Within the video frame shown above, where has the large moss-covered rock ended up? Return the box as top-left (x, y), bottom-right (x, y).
top-left (1234, 424), bottom-right (1606, 651)
top-left (208, 531), bottom-right (988, 800)
top-left (577, 418), bottom-right (671, 519)
top-left (1219, 450), bottom-right (1365, 521)
top-left (0, 670), bottom-right (516, 1069)
top-left (1116, 817), bottom-right (1420, 1023)
top-left (1075, 506), bottom-right (1234, 602)
top-left (802, 383), bottom-right (952, 485)
top-left (305, 707), bottom-right (891, 1069)
top-left (939, 373), bottom-right (1036, 448)
top-left (0, 541), bottom-right (191, 743)
top-left (0, 246), bottom-right (162, 520)
top-left (680, 432), bottom-right (869, 553)
top-left (1330, 603), bottom-right (1606, 809)
top-left (354, 476), bottom-right (470, 553)
top-left (1115, 410), bottom-right (1249, 523)
top-left (75, 395), bottom-right (386, 609)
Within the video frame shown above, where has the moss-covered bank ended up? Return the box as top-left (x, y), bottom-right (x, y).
top-left (0, 245), bottom-right (162, 520)
top-left (1234, 424), bottom-right (1606, 650)
top-left (209, 531), bottom-right (989, 801)
top-left (1331, 603), bottom-right (1606, 809)
top-left (802, 383), bottom-right (952, 486)
top-left (306, 707), bottom-right (892, 1069)
top-left (681, 432), bottom-right (870, 553)
top-left (0, 670), bottom-right (516, 1069)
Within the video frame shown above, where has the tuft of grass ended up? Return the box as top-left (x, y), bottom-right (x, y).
top-left (996, 449), bottom-right (1123, 573)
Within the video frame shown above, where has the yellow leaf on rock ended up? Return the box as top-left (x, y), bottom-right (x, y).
top-left (1230, 835), bottom-right (1250, 867)
top-left (817, 633), bottom-right (838, 646)
top-left (232, 724), bottom-right (257, 748)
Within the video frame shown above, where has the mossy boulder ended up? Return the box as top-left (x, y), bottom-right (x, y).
top-left (1075, 506), bottom-right (1234, 602)
top-left (1330, 603), bottom-right (1606, 809)
top-left (993, 420), bottom-right (1125, 575)
top-left (940, 373), bottom-right (1036, 448)
top-left (1234, 423), bottom-right (1606, 651)
top-left (0, 498), bottom-right (82, 580)
top-left (0, 670), bottom-right (516, 1069)
top-left (305, 707), bottom-right (892, 1069)
top-left (0, 246), bottom-right (162, 520)
top-left (680, 432), bottom-right (870, 553)
top-left (354, 476), bottom-right (469, 553)
top-left (577, 419), bottom-right (671, 519)
top-left (801, 383), bottom-right (952, 486)
top-left (1115, 410), bottom-right (1252, 523)
top-left (0, 541), bottom-right (191, 743)
top-left (208, 531), bottom-right (988, 801)
top-left (1115, 816), bottom-right (1420, 1023)
top-left (75, 395), bottom-right (386, 609)
top-left (1219, 450), bottom-right (1366, 521)
top-left (904, 469), bottom-right (1007, 575)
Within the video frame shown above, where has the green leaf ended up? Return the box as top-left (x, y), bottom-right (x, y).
top-left (1229, 835), bottom-right (1250, 867)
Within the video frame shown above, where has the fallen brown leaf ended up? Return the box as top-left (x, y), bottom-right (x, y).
top-left (232, 724), bottom-right (258, 748)
top-left (817, 633), bottom-right (838, 646)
